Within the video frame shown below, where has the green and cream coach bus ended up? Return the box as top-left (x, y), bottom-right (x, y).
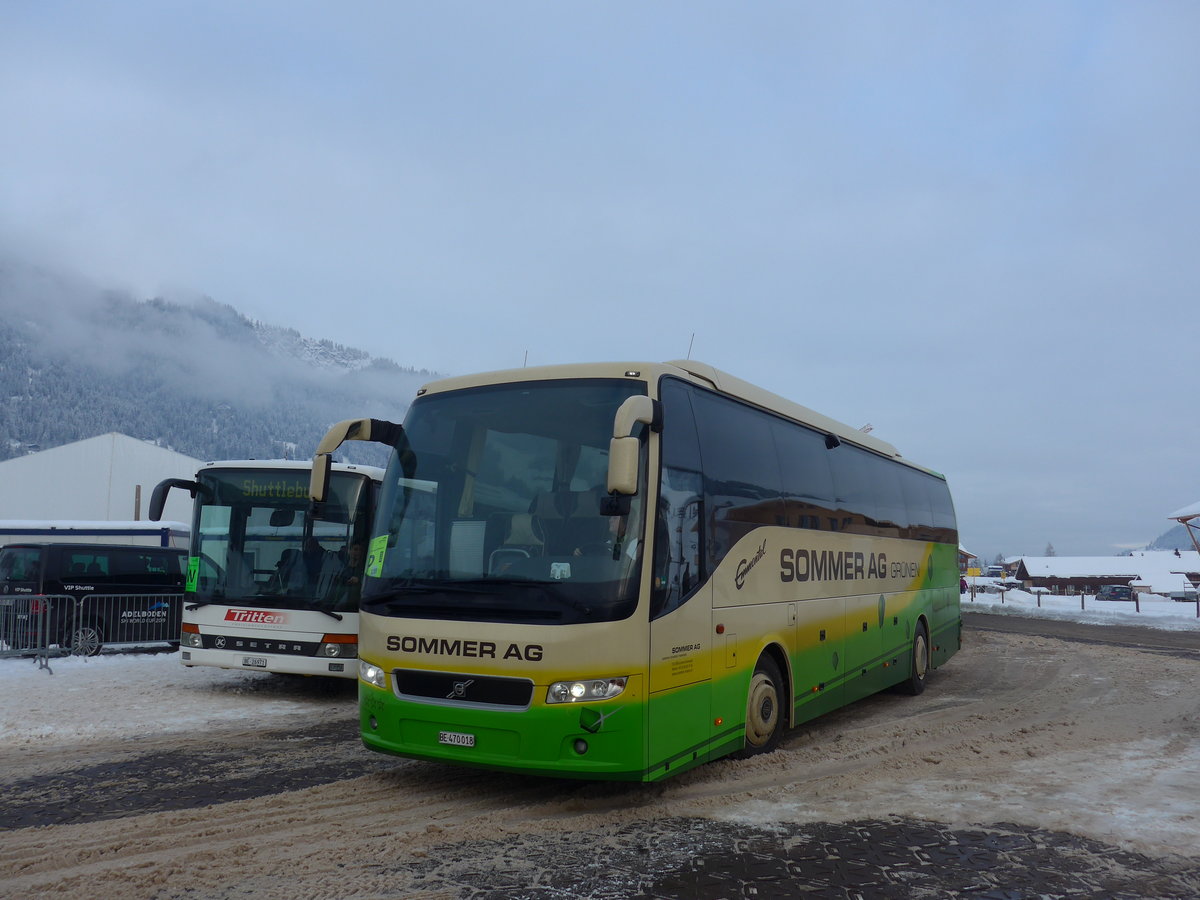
top-left (310, 361), bottom-right (960, 781)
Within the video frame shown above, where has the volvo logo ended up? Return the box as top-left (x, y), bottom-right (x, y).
top-left (447, 679), bottom-right (474, 700)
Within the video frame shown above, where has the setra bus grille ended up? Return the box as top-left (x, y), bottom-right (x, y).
top-left (393, 669), bottom-right (534, 709)
top-left (201, 634), bottom-right (321, 656)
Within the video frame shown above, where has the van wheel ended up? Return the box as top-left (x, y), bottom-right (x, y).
top-left (735, 655), bottom-right (785, 757)
top-left (899, 621), bottom-right (929, 696)
top-left (70, 621), bottom-right (104, 657)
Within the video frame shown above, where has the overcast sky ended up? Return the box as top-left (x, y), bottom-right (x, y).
top-left (2, 2), bottom-right (1197, 562)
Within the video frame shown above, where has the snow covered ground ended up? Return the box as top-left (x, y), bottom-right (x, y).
top-left (3, 590), bottom-right (1195, 749)
top-left (3, 595), bottom-right (1198, 897)
top-left (0, 649), bottom-right (335, 749)
top-left (963, 582), bottom-right (1200, 632)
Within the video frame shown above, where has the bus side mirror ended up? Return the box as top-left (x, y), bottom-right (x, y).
top-left (606, 395), bottom-right (661, 497)
top-left (149, 478), bottom-right (200, 522)
top-left (607, 437), bottom-right (640, 496)
top-left (310, 452), bottom-right (334, 505)
top-left (310, 416), bottom-right (405, 509)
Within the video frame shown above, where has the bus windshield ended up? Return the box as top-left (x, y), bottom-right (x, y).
top-left (363, 378), bottom-right (647, 625)
top-left (191, 468), bottom-right (374, 611)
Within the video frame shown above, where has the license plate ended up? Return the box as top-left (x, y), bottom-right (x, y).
top-left (438, 730), bottom-right (476, 748)
top-left (242, 656), bottom-right (268, 668)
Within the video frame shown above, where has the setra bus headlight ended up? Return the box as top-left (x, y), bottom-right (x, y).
top-left (359, 660), bottom-right (387, 689)
top-left (319, 641), bottom-right (358, 658)
top-left (546, 676), bottom-right (627, 704)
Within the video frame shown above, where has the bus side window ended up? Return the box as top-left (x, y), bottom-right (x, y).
top-left (652, 379), bottom-right (705, 620)
top-left (772, 418), bottom-right (837, 532)
top-left (652, 470), bottom-right (703, 619)
top-left (688, 387), bottom-right (785, 572)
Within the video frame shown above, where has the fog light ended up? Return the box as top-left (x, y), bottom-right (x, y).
top-left (573, 739), bottom-right (588, 755)
top-left (369, 715), bottom-right (378, 730)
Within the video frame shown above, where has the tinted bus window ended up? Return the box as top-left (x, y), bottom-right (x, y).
top-left (928, 476), bottom-right (958, 544)
top-left (899, 465), bottom-right (938, 541)
top-left (771, 418), bottom-right (837, 531)
top-left (652, 379), bottom-right (704, 620)
top-left (828, 444), bottom-right (883, 535)
top-left (689, 388), bottom-right (785, 570)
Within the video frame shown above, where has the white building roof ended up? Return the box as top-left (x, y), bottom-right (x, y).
top-left (0, 433), bottom-right (201, 525)
top-left (1169, 500), bottom-right (1200, 521)
top-left (1018, 550), bottom-right (1200, 594)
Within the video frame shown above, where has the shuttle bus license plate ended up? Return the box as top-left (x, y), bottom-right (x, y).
top-left (438, 730), bottom-right (475, 748)
top-left (242, 656), bottom-right (268, 668)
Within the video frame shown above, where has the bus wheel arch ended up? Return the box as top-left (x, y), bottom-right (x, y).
top-left (735, 646), bottom-right (789, 757)
top-left (899, 616), bottom-right (930, 696)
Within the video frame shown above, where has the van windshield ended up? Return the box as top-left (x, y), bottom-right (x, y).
top-left (0, 547), bottom-right (41, 583)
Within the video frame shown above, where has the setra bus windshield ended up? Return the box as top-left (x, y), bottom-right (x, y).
top-left (362, 378), bottom-right (647, 626)
top-left (190, 467), bottom-right (374, 610)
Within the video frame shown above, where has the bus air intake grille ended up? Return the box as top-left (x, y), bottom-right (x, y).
top-left (394, 669), bottom-right (534, 709)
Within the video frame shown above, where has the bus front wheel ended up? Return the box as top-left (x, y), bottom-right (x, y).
top-left (899, 621), bottom-right (929, 696)
top-left (736, 655), bottom-right (785, 757)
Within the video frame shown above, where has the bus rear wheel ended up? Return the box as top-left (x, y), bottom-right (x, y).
top-left (899, 621), bottom-right (929, 696)
top-left (737, 655), bottom-right (785, 757)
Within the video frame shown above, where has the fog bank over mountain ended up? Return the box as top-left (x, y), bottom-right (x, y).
top-left (0, 257), bottom-right (434, 466)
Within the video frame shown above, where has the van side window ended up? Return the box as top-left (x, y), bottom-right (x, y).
top-left (66, 553), bottom-right (109, 577)
top-left (114, 550), bottom-right (185, 587)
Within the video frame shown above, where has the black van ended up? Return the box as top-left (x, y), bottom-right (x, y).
top-left (0, 543), bottom-right (186, 655)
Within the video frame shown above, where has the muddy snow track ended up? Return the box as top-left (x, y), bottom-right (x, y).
top-left (2, 620), bottom-right (1198, 899)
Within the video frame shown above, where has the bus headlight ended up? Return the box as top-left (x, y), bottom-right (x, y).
top-left (182, 632), bottom-right (203, 649)
top-left (546, 677), bottom-right (627, 704)
top-left (359, 660), bottom-right (387, 689)
top-left (319, 641), bottom-right (358, 658)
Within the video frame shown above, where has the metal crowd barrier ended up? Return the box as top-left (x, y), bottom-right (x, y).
top-left (0, 593), bottom-right (183, 669)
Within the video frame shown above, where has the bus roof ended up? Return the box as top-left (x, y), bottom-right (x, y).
top-left (197, 459), bottom-right (385, 478)
top-left (414, 360), bottom-right (935, 473)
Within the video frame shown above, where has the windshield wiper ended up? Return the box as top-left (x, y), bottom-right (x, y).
top-left (366, 578), bottom-right (597, 618)
top-left (385, 578), bottom-right (516, 594)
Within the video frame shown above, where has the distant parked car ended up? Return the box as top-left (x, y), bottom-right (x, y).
top-left (1097, 585), bottom-right (1134, 602)
top-left (980, 578), bottom-right (1022, 594)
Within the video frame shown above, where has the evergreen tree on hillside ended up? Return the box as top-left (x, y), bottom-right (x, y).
top-left (0, 275), bottom-right (433, 466)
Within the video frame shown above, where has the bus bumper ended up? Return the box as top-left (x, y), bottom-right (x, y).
top-left (359, 678), bottom-right (648, 781)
